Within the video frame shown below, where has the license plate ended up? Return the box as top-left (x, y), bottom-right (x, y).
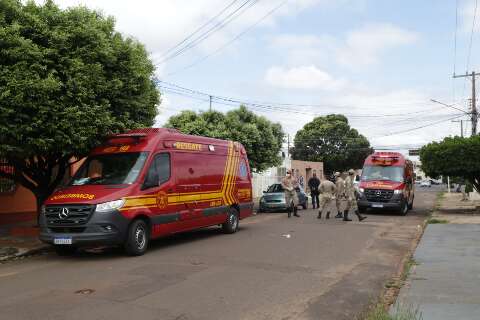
top-left (54, 237), bottom-right (72, 245)
top-left (372, 204), bottom-right (384, 208)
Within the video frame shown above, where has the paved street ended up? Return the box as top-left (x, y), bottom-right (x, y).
top-left (0, 190), bottom-right (438, 320)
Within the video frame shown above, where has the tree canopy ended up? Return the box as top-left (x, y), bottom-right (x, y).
top-left (420, 135), bottom-right (480, 191)
top-left (290, 114), bottom-right (373, 174)
top-left (0, 0), bottom-right (160, 209)
top-left (166, 106), bottom-right (284, 172)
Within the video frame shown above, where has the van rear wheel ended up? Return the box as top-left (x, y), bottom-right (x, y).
top-left (124, 219), bottom-right (149, 256)
top-left (222, 207), bottom-right (239, 234)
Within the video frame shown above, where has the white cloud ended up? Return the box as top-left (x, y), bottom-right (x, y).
top-left (265, 65), bottom-right (346, 90)
top-left (270, 23), bottom-right (418, 69)
top-left (338, 23), bottom-right (419, 68)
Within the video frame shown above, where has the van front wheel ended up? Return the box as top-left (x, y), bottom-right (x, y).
top-left (124, 219), bottom-right (149, 256)
top-left (222, 207), bottom-right (239, 234)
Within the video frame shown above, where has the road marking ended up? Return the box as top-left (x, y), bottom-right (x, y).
top-left (0, 272), bottom-right (18, 278)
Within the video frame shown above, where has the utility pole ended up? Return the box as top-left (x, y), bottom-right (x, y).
top-left (209, 95), bottom-right (212, 112)
top-left (453, 71), bottom-right (479, 135)
top-left (452, 120), bottom-right (465, 137)
top-left (287, 134), bottom-right (290, 158)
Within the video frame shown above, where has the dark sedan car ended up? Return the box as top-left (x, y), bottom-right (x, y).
top-left (258, 183), bottom-right (308, 212)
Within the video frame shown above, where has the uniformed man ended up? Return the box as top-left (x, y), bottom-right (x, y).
top-left (334, 172), bottom-right (345, 219)
top-left (281, 170), bottom-right (300, 218)
top-left (344, 169), bottom-right (367, 222)
top-left (318, 178), bottom-right (337, 219)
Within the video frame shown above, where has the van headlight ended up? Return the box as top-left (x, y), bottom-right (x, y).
top-left (394, 189), bottom-right (403, 194)
top-left (95, 199), bottom-right (125, 212)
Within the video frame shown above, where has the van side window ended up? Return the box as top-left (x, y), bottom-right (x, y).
top-left (144, 153), bottom-right (170, 188)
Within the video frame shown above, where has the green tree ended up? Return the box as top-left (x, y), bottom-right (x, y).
top-left (291, 114), bottom-right (373, 174)
top-left (0, 0), bottom-right (160, 212)
top-left (166, 106), bottom-right (284, 172)
top-left (420, 135), bottom-right (480, 191)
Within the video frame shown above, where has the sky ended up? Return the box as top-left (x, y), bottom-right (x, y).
top-left (52, 0), bottom-right (479, 150)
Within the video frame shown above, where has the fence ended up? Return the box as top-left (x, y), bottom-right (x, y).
top-left (251, 174), bottom-right (282, 199)
top-left (0, 159), bottom-right (16, 194)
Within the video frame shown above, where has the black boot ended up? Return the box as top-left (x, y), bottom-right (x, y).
top-left (293, 206), bottom-right (300, 217)
top-left (343, 210), bottom-right (352, 221)
top-left (335, 211), bottom-right (343, 219)
top-left (287, 206), bottom-right (292, 218)
top-left (317, 211), bottom-right (322, 219)
top-left (326, 212), bottom-right (330, 219)
top-left (355, 210), bottom-right (367, 221)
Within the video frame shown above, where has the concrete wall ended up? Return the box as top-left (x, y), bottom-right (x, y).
top-left (0, 184), bottom-right (36, 214)
top-left (291, 160), bottom-right (324, 191)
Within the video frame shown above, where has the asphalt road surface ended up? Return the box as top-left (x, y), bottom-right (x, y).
top-left (0, 189), bottom-right (440, 320)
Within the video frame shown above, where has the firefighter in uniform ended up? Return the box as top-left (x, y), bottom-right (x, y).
top-left (344, 169), bottom-right (367, 222)
top-left (334, 172), bottom-right (346, 219)
top-left (317, 178), bottom-right (337, 219)
top-left (281, 170), bottom-right (300, 218)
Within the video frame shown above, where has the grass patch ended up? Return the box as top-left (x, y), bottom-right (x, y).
top-left (427, 218), bottom-right (449, 224)
top-left (402, 258), bottom-right (419, 281)
top-left (363, 303), bottom-right (423, 320)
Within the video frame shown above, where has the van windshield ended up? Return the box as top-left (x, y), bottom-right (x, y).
top-left (361, 165), bottom-right (404, 183)
top-left (69, 152), bottom-right (149, 186)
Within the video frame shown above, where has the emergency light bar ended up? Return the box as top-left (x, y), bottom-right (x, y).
top-left (105, 133), bottom-right (147, 145)
top-left (371, 152), bottom-right (400, 165)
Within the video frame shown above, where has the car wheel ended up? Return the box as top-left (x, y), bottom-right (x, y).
top-left (54, 245), bottom-right (77, 256)
top-left (124, 219), bottom-right (149, 256)
top-left (222, 207), bottom-right (239, 234)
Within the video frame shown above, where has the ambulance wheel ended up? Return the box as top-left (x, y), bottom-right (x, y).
top-left (222, 207), bottom-right (239, 234)
top-left (408, 196), bottom-right (414, 210)
top-left (54, 245), bottom-right (77, 256)
top-left (399, 201), bottom-right (408, 216)
top-left (124, 219), bottom-right (149, 256)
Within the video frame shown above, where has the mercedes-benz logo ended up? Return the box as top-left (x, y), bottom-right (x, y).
top-left (59, 207), bottom-right (69, 219)
top-left (376, 191), bottom-right (382, 196)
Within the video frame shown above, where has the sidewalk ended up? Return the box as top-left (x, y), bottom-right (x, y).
top-left (0, 221), bottom-right (48, 262)
top-left (394, 192), bottom-right (480, 319)
top-left (437, 192), bottom-right (480, 213)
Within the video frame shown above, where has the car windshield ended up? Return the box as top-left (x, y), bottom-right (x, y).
top-left (267, 184), bottom-right (284, 193)
top-left (69, 152), bottom-right (149, 186)
top-left (361, 165), bottom-right (404, 183)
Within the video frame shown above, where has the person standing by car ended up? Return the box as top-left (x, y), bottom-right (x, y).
top-left (308, 170), bottom-right (320, 209)
top-left (334, 172), bottom-right (346, 219)
top-left (281, 170), bottom-right (300, 218)
top-left (318, 177), bottom-right (337, 219)
top-left (344, 169), bottom-right (367, 222)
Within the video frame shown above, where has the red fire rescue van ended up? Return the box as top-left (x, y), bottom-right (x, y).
top-left (357, 152), bottom-right (414, 215)
top-left (39, 128), bottom-right (253, 256)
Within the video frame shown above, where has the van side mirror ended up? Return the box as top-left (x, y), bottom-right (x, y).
top-left (142, 172), bottom-right (159, 190)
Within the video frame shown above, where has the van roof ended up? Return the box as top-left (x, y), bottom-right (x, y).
top-left (91, 128), bottom-right (242, 155)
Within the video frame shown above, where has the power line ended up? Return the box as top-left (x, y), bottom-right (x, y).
top-left (375, 114), bottom-right (464, 138)
top-left (453, 0), bottom-right (459, 102)
top-left (155, 0), bottom-right (259, 64)
top-left (159, 0), bottom-right (240, 59)
top-left (466, 0), bottom-right (479, 72)
top-left (167, 0), bottom-right (289, 76)
top-left (158, 80), bottom-right (438, 116)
